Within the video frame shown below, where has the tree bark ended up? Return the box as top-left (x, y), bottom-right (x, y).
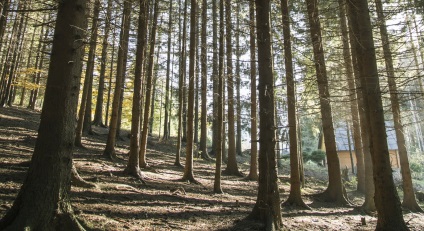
top-left (92, 0), bottom-right (113, 126)
top-left (199, 0), bottom-right (210, 160)
top-left (281, 0), bottom-right (309, 209)
top-left (176, 0), bottom-right (188, 167)
top-left (103, 0), bottom-right (132, 160)
top-left (125, 0), bottom-right (148, 182)
top-left (337, 0), bottom-right (365, 193)
top-left (139, 0), bottom-right (159, 168)
top-left (223, 0), bottom-right (242, 177)
top-left (248, 1), bottom-right (282, 229)
top-left (246, 0), bottom-right (258, 181)
top-left (375, 0), bottom-right (422, 212)
top-left (161, 0), bottom-right (173, 141)
top-left (0, 1), bottom-right (89, 229)
top-left (351, 0), bottom-right (407, 229)
top-left (75, 0), bottom-right (100, 147)
top-left (305, 0), bottom-right (348, 204)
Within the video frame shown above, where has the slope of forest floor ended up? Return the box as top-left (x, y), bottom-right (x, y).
top-left (0, 107), bottom-right (424, 230)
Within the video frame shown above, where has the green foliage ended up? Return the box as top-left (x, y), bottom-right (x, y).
top-left (305, 150), bottom-right (326, 165)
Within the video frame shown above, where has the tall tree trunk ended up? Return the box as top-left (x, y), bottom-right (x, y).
top-left (246, 0), bottom-right (258, 181)
top-left (375, 0), bottom-right (422, 212)
top-left (75, 0), bottom-right (100, 147)
top-left (162, 0), bottom-right (173, 141)
top-left (337, 0), bottom-right (365, 193)
top-left (149, 43), bottom-right (161, 136)
top-left (345, 0), bottom-right (375, 211)
top-left (93, 0), bottom-right (113, 126)
top-left (139, 0), bottom-right (159, 168)
top-left (19, 26), bottom-right (37, 106)
top-left (223, 0), bottom-right (241, 177)
top-left (103, 0), bottom-right (132, 160)
top-left (351, 0), bottom-right (407, 229)
top-left (125, 0), bottom-right (148, 182)
top-left (28, 16), bottom-right (50, 110)
top-left (105, 34), bottom-right (116, 127)
top-left (211, 0), bottom-right (219, 156)
top-left (305, 0), bottom-right (348, 204)
top-left (176, 0), bottom-right (188, 167)
top-left (235, 3), bottom-right (242, 157)
top-left (0, 1), bottom-right (89, 229)
top-left (199, 0), bottom-right (210, 160)
top-left (214, 0), bottom-right (225, 194)
top-left (182, 0), bottom-right (198, 183)
top-left (248, 1), bottom-right (282, 229)
top-left (281, 0), bottom-right (309, 209)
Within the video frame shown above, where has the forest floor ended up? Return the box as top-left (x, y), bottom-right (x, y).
top-left (0, 107), bottom-right (424, 230)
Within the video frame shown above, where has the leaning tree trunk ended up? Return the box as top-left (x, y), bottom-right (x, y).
top-left (246, 0), bottom-right (258, 181)
top-left (281, 0), bottom-right (309, 209)
top-left (0, 1), bottom-right (89, 229)
top-left (248, 0), bottom-right (282, 229)
top-left (103, 0), bottom-right (132, 160)
top-left (305, 0), bottom-right (348, 204)
top-left (351, 0), bottom-right (407, 229)
top-left (375, 0), bottom-right (422, 213)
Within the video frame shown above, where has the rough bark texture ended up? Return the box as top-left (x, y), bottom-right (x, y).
top-left (374, 0), bottom-right (422, 213)
top-left (337, 0), bottom-right (365, 193)
top-left (246, 0), bottom-right (258, 181)
top-left (248, 1), bottom-right (282, 229)
top-left (93, 0), bottom-right (113, 126)
top-left (176, 0), bottom-right (188, 167)
top-left (182, 0), bottom-right (198, 183)
top-left (214, 0), bottom-right (225, 194)
top-left (75, 0), bottom-right (100, 147)
top-left (125, 0), bottom-right (148, 181)
top-left (162, 0), bottom-right (173, 141)
top-left (0, 1), bottom-right (88, 229)
top-left (103, 0), bottom-right (132, 160)
top-left (223, 0), bottom-right (242, 177)
top-left (139, 0), bottom-right (159, 169)
top-left (199, 0), bottom-right (210, 160)
top-left (281, 0), bottom-right (309, 209)
top-left (305, 0), bottom-right (347, 204)
top-left (345, 0), bottom-right (375, 211)
top-left (351, 0), bottom-right (407, 229)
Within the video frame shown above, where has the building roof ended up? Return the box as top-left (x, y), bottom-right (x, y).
top-left (334, 121), bottom-right (398, 151)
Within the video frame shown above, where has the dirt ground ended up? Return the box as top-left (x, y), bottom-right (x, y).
top-left (0, 107), bottom-right (424, 230)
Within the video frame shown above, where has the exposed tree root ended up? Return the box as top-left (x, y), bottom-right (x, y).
top-left (71, 165), bottom-right (97, 189)
top-left (222, 169), bottom-right (244, 177)
top-left (181, 175), bottom-right (201, 185)
top-left (123, 166), bottom-right (147, 185)
top-left (244, 173), bottom-right (259, 181)
top-left (282, 196), bottom-right (311, 210)
top-left (402, 201), bottom-right (424, 213)
top-left (174, 161), bottom-right (183, 168)
top-left (312, 188), bottom-right (352, 206)
top-left (0, 201), bottom-right (94, 231)
top-left (103, 149), bottom-right (117, 161)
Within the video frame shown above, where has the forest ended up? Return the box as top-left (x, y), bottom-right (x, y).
top-left (1, 0), bottom-right (424, 230)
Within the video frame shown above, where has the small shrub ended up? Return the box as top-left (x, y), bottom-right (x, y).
top-left (309, 150), bottom-right (326, 165)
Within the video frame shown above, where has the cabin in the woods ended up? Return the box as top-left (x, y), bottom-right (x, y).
top-left (334, 122), bottom-right (400, 172)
